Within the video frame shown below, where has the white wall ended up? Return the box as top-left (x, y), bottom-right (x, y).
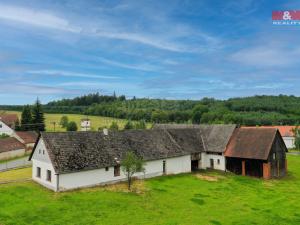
top-left (283, 136), bottom-right (295, 149)
top-left (81, 120), bottom-right (91, 131)
top-left (58, 155), bottom-right (191, 191)
top-left (200, 152), bottom-right (225, 171)
top-left (0, 121), bottom-right (14, 136)
top-left (31, 139), bottom-right (57, 191)
top-left (0, 148), bottom-right (25, 160)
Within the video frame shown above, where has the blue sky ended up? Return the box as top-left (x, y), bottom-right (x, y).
top-left (0, 0), bottom-right (300, 104)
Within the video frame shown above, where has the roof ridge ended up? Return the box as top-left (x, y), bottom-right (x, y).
top-left (198, 128), bottom-right (208, 152)
top-left (163, 129), bottom-right (184, 156)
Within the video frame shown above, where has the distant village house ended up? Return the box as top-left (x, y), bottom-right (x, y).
top-left (0, 137), bottom-right (25, 160)
top-left (0, 113), bottom-right (38, 160)
top-left (245, 126), bottom-right (297, 149)
top-left (81, 118), bottom-right (91, 131)
top-left (0, 114), bottom-right (18, 136)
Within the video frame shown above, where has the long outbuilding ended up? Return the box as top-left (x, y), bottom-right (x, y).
top-left (30, 125), bottom-right (288, 191)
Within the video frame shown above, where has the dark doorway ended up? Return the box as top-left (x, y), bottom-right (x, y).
top-left (191, 160), bottom-right (199, 171)
top-left (226, 157), bottom-right (263, 178)
top-left (210, 159), bottom-right (214, 169)
top-left (163, 160), bottom-right (166, 174)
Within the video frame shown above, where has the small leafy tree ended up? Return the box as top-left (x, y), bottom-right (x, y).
top-left (109, 121), bottom-right (119, 130)
top-left (293, 126), bottom-right (300, 150)
top-left (59, 116), bottom-right (69, 128)
top-left (124, 120), bottom-right (134, 130)
top-left (121, 151), bottom-right (145, 190)
top-left (67, 121), bottom-right (78, 131)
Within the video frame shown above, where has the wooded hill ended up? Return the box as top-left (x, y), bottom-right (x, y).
top-left (2, 93), bottom-right (300, 126)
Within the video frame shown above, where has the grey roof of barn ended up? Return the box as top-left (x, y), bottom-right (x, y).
top-left (154, 124), bottom-right (237, 153)
top-left (31, 129), bottom-right (205, 174)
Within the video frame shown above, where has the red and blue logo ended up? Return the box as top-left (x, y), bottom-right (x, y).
top-left (272, 10), bottom-right (300, 25)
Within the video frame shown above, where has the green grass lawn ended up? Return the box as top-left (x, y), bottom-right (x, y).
top-left (5, 111), bottom-right (151, 132)
top-left (0, 155), bottom-right (300, 224)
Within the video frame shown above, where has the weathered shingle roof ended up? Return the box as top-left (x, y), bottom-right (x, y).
top-left (0, 137), bottom-right (24, 153)
top-left (154, 124), bottom-right (237, 153)
top-left (225, 127), bottom-right (282, 160)
top-left (199, 125), bottom-right (237, 153)
top-left (37, 129), bottom-right (201, 174)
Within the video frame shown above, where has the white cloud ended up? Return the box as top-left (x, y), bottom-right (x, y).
top-left (0, 4), bottom-right (81, 32)
top-left (0, 83), bottom-right (68, 95)
top-left (230, 44), bottom-right (300, 67)
top-left (27, 70), bottom-right (119, 79)
top-left (57, 81), bottom-right (139, 92)
top-left (0, 4), bottom-right (221, 53)
top-left (94, 30), bottom-right (191, 52)
top-left (98, 57), bottom-right (160, 72)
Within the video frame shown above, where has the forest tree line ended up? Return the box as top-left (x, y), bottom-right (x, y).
top-left (2, 93), bottom-right (300, 126)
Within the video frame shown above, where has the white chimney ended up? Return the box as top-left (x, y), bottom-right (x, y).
top-left (103, 128), bottom-right (108, 136)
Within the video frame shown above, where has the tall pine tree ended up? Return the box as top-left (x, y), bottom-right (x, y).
top-left (32, 99), bottom-right (45, 132)
top-left (21, 105), bottom-right (33, 131)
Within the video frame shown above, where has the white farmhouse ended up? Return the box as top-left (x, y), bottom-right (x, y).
top-left (30, 125), bottom-right (236, 192)
top-left (80, 118), bottom-right (91, 131)
top-left (0, 114), bottom-right (18, 136)
top-left (154, 124), bottom-right (236, 171)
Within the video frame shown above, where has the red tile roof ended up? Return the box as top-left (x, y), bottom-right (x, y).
top-left (15, 131), bottom-right (38, 144)
top-left (0, 137), bottom-right (25, 153)
top-left (0, 114), bottom-right (18, 126)
top-left (244, 126), bottom-right (296, 137)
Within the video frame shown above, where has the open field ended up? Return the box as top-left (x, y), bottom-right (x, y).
top-left (0, 167), bottom-right (31, 183)
top-left (0, 155), bottom-right (300, 224)
top-left (4, 111), bottom-right (150, 132)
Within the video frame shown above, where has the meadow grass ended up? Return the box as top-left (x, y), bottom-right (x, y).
top-left (5, 111), bottom-right (151, 132)
top-left (0, 167), bottom-right (31, 183)
top-left (0, 155), bottom-right (300, 224)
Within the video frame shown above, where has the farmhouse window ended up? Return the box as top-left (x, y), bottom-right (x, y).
top-left (36, 167), bottom-right (41, 178)
top-left (163, 160), bottom-right (166, 174)
top-left (43, 150), bottom-right (45, 155)
top-left (39, 149), bottom-right (41, 154)
top-left (0, 124), bottom-right (2, 128)
top-left (105, 167), bottom-right (109, 171)
top-left (217, 159), bottom-right (220, 165)
top-left (46, 170), bottom-right (51, 182)
top-left (114, 165), bottom-right (120, 177)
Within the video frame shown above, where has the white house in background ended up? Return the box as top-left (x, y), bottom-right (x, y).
top-left (80, 118), bottom-right (91, 131)
top-left (0, 137), bottom-right (25, 160)
top-left (271, 126), bottom-right (296, 149)
top-left (246, 126), bottom-right (296, 149)
top-left (0, 114), bottom-right (18, 136)
top-left (30, 125), bottom-right (236, 192)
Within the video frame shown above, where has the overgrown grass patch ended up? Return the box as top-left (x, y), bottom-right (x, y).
top-left (0, 156), bottom-right (300, 224)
